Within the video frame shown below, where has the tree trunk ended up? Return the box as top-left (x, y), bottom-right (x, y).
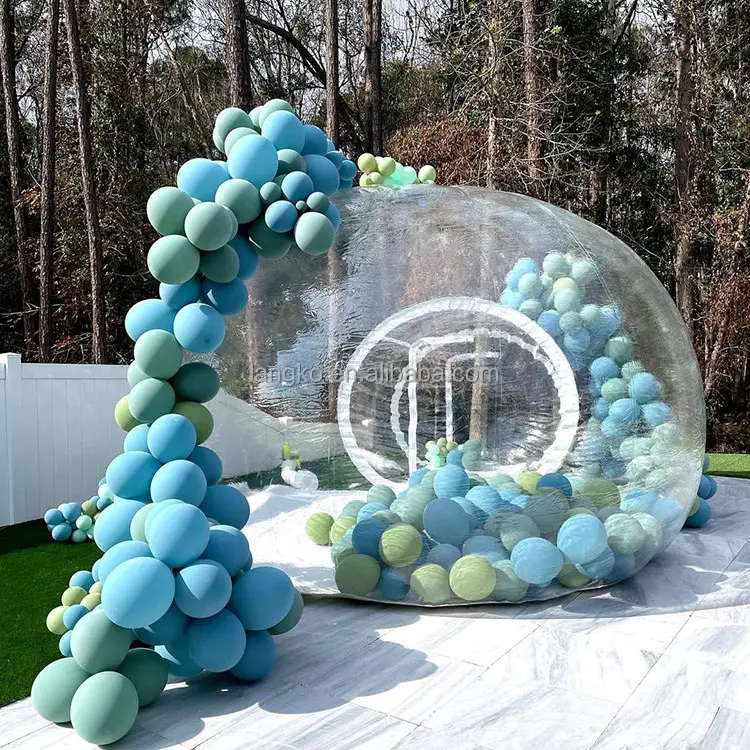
top-left (486, 0), bottom-right (512, 189)
top-left (674, 0), bottom-right (695, 336)
top-left (226, 0), bottom-right (252, 110)
top-left (521, 0), bottom-right (542, 197)
top-left (0, 0), bottom-right (33, 351)
top-left (363, 0), bottom-right (374, 152)
top-left (65, 0), bottom-right (106, 363)
top-left (38, 0), bottom-right (60, 363)
top-left (325, 0), bottom-right (340, 143)
top-left (371, 0), bottom-right (383, 155)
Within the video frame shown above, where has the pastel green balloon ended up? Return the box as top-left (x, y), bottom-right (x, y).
top-left (32, 657), bottom-right (91, 723)
top-left (248, 216), bottom-right (292, 260)
top-left (46, 605), bottom-right (69, 635)
top-left (371, 509), bottom-right (401, 526)
top-left (249, 106), bottom-right (264, 130)
top-left (378, 157), bottom-right (397, 176)
top-left (329, 516), bottom-right (355, 544)
top-left (76, 515), bottom-right (93, 531)
top-left (558, 561), bottom-right (591, 588)
top-left (70, 609), bottom-right (131, 673)
top-left (185, 203), bottom-right (235, 251)
top-left (306, 512), bottom-right (334, 545)
top-left (129, 379), bottom-right (176, 424)
top-left (215, 178), bottom-right (262, 224)
top-left (335, 553), bottom-right (381, 596)
top-left (357, 153), bottom-right (378, 173)
top-left (604, 513), bottom-right (646, 554)
top-left (410, 564), bottom-right (451, 604)
top-left (171, 362), bottom-right (220, 403)
top-left (70, 672), bottom-right (139, 745)
top-left (89, 582), bottom-right (103, 595)
top-left (499, 514), bottom-right (540, 551)
top-left (581, 477), bottom-right (620, 509)
top-left (117, 648), bottom-right (169, 707)
top-left (214, 107), bottom-right (254, 149)
top-left (130, 503), bottom-right (157, 542)
top-left (367, 485), bottom-right (396, 507)
top-left (516, 470), bottom-right (541, 493)
top-left (294, 212), bottom-right (335, 256)
top-left (268, 588), bottom-right (304, 634)
top-left (134, 330), bottom-right (183, 380)
top-left (601, 378), bottom-right (629, 403)
top-left (224, 127), bottom-right (257, 155)
top-left (81, 592), bottom-right (102, 610)
top-left (199, 244), bottom-right (240, 283)
top-left (492, 560), bottom-right (529, 602)
top-left (418, 165), bottom-right (437, 183)
top-left (172, 401), bottom-right (214, 444)
top-left (449, 554), bottom-right (496, 601)
top-left (147, 235), bottom-right (200, 284)
top-left (147, 187), bottom-right (194, 236)
top-left (379, 524), bottom-right (422, 567)
top-left (338, 500), bottom-right (365, 520)
top-left (62, 586), bottom-right (88, 606)
top-left (368, 172), bottom-right (383, 185)
top-left (114, 396), bottom-right (140, 431)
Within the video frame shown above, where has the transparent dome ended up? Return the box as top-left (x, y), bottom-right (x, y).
top-left (216, 186), bottom-right (705, 604)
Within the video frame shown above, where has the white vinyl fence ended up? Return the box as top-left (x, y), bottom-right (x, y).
top-left (0, 353), bottom-right (343, 527)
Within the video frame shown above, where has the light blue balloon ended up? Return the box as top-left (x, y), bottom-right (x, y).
top-left (608, 398), bottom-right (641, 424)
top-left (500, 289), bottom-right (524, 309)
top-left (433, 465), bottom-right (470, 497)
top-left (149, 502), bottom-right (209, 567)
top-left (150, 459), bottom-right (207, 506)
top-left (177, 158), bottom-right (228, 201)
top-left (93, 500), bottom-right (146, 552)
top-left (125, 299), bottom-right (175, 341)
top-left (466, 486), bottom-right (504, 516)
top-left (159, 278), bottom-right (201, 311)
top-left (173, 302), bottom-right (226, 354)
top-left (576, 546), bottom-right (615, 578)
top-left (123, 423), bottom-right (149, 453)
top-left (101, 556), bottom-right (175, 629)
top-left (325, 150), bottom-right (344, 168)
top-left (303, 154), bottom-right (340, 196)
top-left (685, 497), bottom-right (711, 527)
top-left (45, 508), bottom-right (64, 526)
top-left (69, 570), bottom-right (94, 590)
top-left (426, 543), bottom-right (462, 571)
top-left (607, 553), bottom-right (636, 580)
top-left (98, 540), bottom-right (152, 582)
top-left (452, 496), bottom-right (486, 526)
top-left (537, 309), bottom-right (561, 337)
top-left (230, 566), bottom-right (294, 631)
top-left (201, 278), bottom-right (248, 316)
top-left (187, 610), bottom-right (246, 672)
top-left (592, 397), bottom-right (610, 420)
top-left (59, 630), bottom-right (73, 657)
top-left (591, 304), bottom-right (621, 338)
top-left (324, 202), bottom-right (341, 230)
top-left (62, 503), bottom-right (81, 522)
top-left (174, 559), bottom-right (232, 618)
top-left (200, 485), bottom-right (249, 529)
top-left (134, 603), bottom-right (189, 646)
top-left (556, 515), bottom-right (608, 564)
top-left (408, 467), bottom-right (429, 487)
top-left (590, 356), bottom-right (619, 383)
top-left (188, 446), bottom-right (222, 486)
top-left (620, 490), bottom-right (657, 513)
top-left (422, 498), bottom-right (471, 546)
top-left (281, 171), bottom-right (314, 203)
top-left (229, 236), bottom-right (259, 280)
top-left (641, 402), bottom-right (673, 427)
top-left (510, 537), bottom-right (563, 584)
top-left (463, 535), bottom-right (508, 559)
top-left (227, 135), bottom-right (278, 187)
top-left (156, 638), bottom-right (203, 679)
top-left (106, 451), bottom-right (160, 502)
top-left (63, 604), bottom-right (89, 631)
top-left (265, 200), bottom-right (298, 233)
top-left (698, 474), bottom-right (717, 500)
top-left (301, 124), bottom-right (328, 155)
top-left (230, 630), bottom-right (275, 682)
top-left (356, 502), bottom-right (389, 523)
top-left (147, 415), bottom-right (197, 463)
top-left (200, 525), bottom-right (250, 576)
top-left (261, 110), bottom-right (305, 152)
top-left (564, 328), bottom-right (590, 354)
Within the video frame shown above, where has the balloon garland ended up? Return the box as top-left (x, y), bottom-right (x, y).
top-left (31, 100), bottom-right (351, 746)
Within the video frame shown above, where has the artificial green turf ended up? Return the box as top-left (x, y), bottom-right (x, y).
top-left (0, 520), bottom-right (101, 707)
top-left (707, 453), bottom-right (750, 479)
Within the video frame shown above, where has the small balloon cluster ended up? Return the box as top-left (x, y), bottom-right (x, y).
top-left (356, 153), bottom-right (436, 187)
top-left (43, 491), bottom-right (109, 543)
top-left (30, 99), bottom-right (345, 745)
top-left (280, 441), bottom-right (320, 491)
top-left (424, 437), bottom-right (482, 471)
top-left (45, 570), bottom-right (103, 649)
top-left (684, 456), bottom-right (716, 528)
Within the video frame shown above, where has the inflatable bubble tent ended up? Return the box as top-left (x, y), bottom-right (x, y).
top-left (216, 185), bottom-right (705, 604)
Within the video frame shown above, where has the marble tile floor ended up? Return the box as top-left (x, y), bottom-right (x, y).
top-left (2, 477), bottom-right (750, 750)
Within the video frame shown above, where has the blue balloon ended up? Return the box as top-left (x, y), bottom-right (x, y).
top-left (44, 508), bottom-right (64, 526)
top-left (620, 490), bottom-right (658, 513)
top-left (187, 609), bottom-right (246, 672)
top-left (452, 496), bottom-right (486, 526)
top-left (537, 310), bottom-right (561, 337)
top-left (148, 502), bottom-right (209, 567)
top-left (200, 525), bottom-right (250, 576)
top-left (150, 459), bottom-right (207, 506)
top-left (265, 200), bottom-right (298, 233)
top-left (628, 371), bottom-right (661, 404)
top-left (301, 124), bottom-right (328, 155)
top-left (607, 553), bottom-right (636, 581)
top-left (227, 135), bottom-right (278, 187)
top-left (433, 465), bottom-right (470, 498)
top-left (466, 486), bottom-right (503, 516)
top-left (325, 150), bottom-right (344, 168)
top-left (106, 451), bottom-right (161, 502)
top-left (147, 415), bottom-right (197, 463)
top-left (352, 519), bottom-right (387, 560)
top-left (201, 278), bottom-right (248, 316)
top-left (601, 416), bottom-right (630, 439)
top-left (303, 154), bottom-right (340, 196)
top-left (536, 473), bottom-right (573, 498)
top-left (698, 474), bottom-right (717, 500)
top-left (59, 630), bottom-right (73, 657)
top-left (338, 178), bottom-right (354, 190)
top-left (339, 159), bottom-right (357, 181)
top-left (63, 604), bottom-right (89, 631)
top-left (564, 329), bottom-right (591, 354)
top-left (125, 299), bottom-right (176, 341)
top-left (408, 467), bottom-right (429, 487)
top-left (230, 566), bottom-right (294, 630)
top-left (356, 503), bottom-right (389, 523)
top-left (685, 497), bottom-right (711, 527)
top-left (200, 484), bottom-right (249, 529)
top-left (324, 202), bottom-right (341, 230)
top-left (510, 537), bottom-right (563, 584)
top-left (98, 540), bottom-right (152, 582)
top-left (463, 535), bottom-right (507, 558)
top-left (426, 543), bottom-right (462, 571)
top-left (135, 603), bottom-right (189, 646)
top-left (590, 356), bottom-right (619, 383)
top-left (576, 545), bottom-right (615, 579)
top-left (281, 171), bottom-right (314, 203)
top-left (608, 398), bottom-right (641, 424)
top-left (159, 278), bottom-right (201, 311)
top-left (261, 110), bottom-right (305, 152)
top-left (101, 556), bottom-right (175, 628)
top-left (641, 401), bottom-right (673, 427)
top-left (188, 446), bottom-right (223, 485)
top-left (61, 503), bottom-right (81, 522)
top-left (174, 559), bottom-right (232, 618)
top-left (378, 567), bottom-right (410, 600)
top-left (592, 397), bottom-right (610, 420)
top-left (591, 305), bottom-right (621, 338)
top-left (229, 235), bottom-right (260, 280)
top-left (123, 423), bottom-right (149, 453)
top-left (69, 570), bottom-right (94, 590)
top-left (93, 500), bottom-right (146, 552)
top-left (177, 158), bottom-right (228, 201)
top-left (423, 497), bottom-right (471, 546)
top-left (156, 637), bottom-right (203, 679)
top-left (92, 560), bottom-right (101, 582)
top-left (230, 630), bottom-right (276, 682)
top-left (173, 302), bottom-right (226, 354)
top-left (556, 515), bottom-right (608, 564)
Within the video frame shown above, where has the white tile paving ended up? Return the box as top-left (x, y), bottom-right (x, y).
top-left (2, 477), bottom-right (749, 749)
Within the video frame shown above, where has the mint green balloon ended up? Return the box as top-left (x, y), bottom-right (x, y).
top-left (147, 187), bottom-right (194, 236)
top-left (129, 378), bottom-right (176, 423)
top-left (224, 127), bottom-right (257, 155)
top-left (604, 513), bottom-right (646, 554)
top-left (499, 514), bottom-right (540, 551)
top-left (117, 648), bottom-right (169, 706)
top-left (127, 362), bottom-right (148, 388)
top-left (199, 244), bottom-right (240, 283)
top-left (76, 514), bottom-right (93, 531)
top-left (249, 106), bottom-right (264, 130)
top-left (294, 212), bottom-right (335, 256)
top-left (70, 672), bottom-right (139, 745)
top-left (335, 553), bottom-right (380, 596)
top-left (331, 533), bottom-right (354, 565)
top-left (306, 192), bottom-right (330, 214)
top-left (134, 330), bottom-right (182, 380)
top-left (70, 609), bottom-right (131, 673)
top-left (410, 564), bottom-right (451, 604)
top-left (171, 362), bottom-right (220, 403)
top-left (492, 559), bottom-right (529, 601)
top-left (248, 216), bottom-right (292, 259)
top-left (147, 236), bottom-right (200, 284)
top-left (277, 149), bottom-right (307, 175)
top-left (338, 500), bottom-right (365, 519)
top-left (185, 203), bottom-right (234, 251)
top-left (258, 99), bottom-right (294, 128)
top-left (268, 588), bottom-right (304, 634)
top-left (215, 179), bottom-right (262, 224)
top-left (129, 503), bottom-right (156, 542)
top-left (31, 657), bottom-right (90, 722)
top-left (214, 108), bottom-right (254, 150)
